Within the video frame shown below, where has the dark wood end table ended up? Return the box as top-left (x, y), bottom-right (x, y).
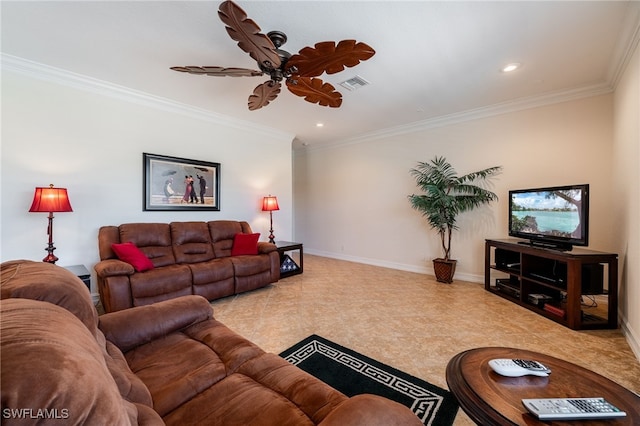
top-left (63, 264), bottom-right (91, 292)
top-left (274, 241), bottom-right (303, 278)
top-left (446, 347), bottom-right (639, 425)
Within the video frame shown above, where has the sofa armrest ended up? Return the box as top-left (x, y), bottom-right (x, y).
top-left (99, 295), bottom-right (213, 352)
top-left (95, 259), bottom-right (135, 277)
top-left (257, 241), bottom-right (277, 254)
top-left (319, 394), bottom-right (422, 426)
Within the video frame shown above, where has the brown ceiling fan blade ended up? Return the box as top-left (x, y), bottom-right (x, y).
top-left (218, 0), bottom-right (281, 70)
top-left (248, 81), bottom-right (281, 111)
top-left (171, 66), bottom-right (263, 77)
top-left (287, 40), bottom-right (375, 77)
top-left (286, 77), bottom-right (342, 108)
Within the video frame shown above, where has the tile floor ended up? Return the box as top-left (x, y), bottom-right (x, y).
top-left (210, 255), bottom-right (640, 425)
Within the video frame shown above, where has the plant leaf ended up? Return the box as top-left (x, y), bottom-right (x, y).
top-left (287, 40), bottom-right (375, 77)
top-left (408, 156), bottom-right (501, 259)
top-left (248, 81), bottom-right (281, 111)
top-left (286, 77), bottom-right (342, 107)
top-left (218, 0), bottom-right (281, 69)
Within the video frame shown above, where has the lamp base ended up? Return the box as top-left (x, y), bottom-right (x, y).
top-left (43, 213), bottom-right (59, 264)
top-left (43, 244), bottom-right (58, 264)
top-left (43, 255), bottom-right (58, 264)
top-left (268, 210), bottom-right (276, 244)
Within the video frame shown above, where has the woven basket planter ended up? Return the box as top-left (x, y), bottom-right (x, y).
top-left (433, 258), bottom-right (457, 283)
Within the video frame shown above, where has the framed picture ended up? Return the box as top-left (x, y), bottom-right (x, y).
top-left (143, 153), bottom-right (220, 211)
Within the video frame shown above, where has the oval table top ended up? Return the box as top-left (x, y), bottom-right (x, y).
top-left (446, 347), bottom-right (640, 425)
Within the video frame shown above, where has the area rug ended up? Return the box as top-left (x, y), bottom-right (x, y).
top-left (280, 335), bottom-right (459, 426)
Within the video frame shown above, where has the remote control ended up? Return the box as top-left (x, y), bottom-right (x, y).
top-left (522, 397), bottom-right (627, 420)
top-left (488, 358), bottom-right (551, 377)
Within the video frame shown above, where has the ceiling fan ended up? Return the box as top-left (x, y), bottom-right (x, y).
top-left (171, 0), bottom-right (376, 111)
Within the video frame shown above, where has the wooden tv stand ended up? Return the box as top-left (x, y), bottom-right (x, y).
top-left (485, 239), bottom-right (618, 330)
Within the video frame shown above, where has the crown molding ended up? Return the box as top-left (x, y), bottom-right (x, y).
top-left (298, 3), bottom-right (640, 152)
top-left (0, 53), bottom-right (294, 143)
top-left (306, 82), bottom-right (614, 151)
top-left (608, 1), bottom-right (640, 89)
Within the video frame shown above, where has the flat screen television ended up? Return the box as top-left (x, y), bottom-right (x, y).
top-left (508, 184), bottom-right (589, 251)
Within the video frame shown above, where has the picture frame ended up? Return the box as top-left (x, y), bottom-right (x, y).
top-left (143, 153), bottom-right (220, 211)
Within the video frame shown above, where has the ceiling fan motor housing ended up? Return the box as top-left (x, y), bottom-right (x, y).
top-left (259, 31), bottom-right (295, 83)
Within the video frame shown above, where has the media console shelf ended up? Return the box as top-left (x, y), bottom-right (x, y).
top-left (485, 239), bottom-right (618, 330)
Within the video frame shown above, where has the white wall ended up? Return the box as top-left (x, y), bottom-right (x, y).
top-left (294, 95), bottom-right (615, 283)
top-left (613, 39), bottom-right (640, 358)
top-left (1, 71), bottom-right (295, 292)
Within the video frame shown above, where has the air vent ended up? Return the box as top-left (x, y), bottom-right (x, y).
top-left (339, 75), bottom-right (370, 91)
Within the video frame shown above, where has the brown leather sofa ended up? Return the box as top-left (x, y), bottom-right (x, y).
top-left (95, 220), bottom-right (280, 313)
top-left (1, 260), bottom-right (422, 426)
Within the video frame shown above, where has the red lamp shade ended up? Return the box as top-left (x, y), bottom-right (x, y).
top-left (261, 196), bottom-right (279, 212)
top-left (29, 184), bottom-right (73, 264)
top-left (29, 185), bottom-right (73, 213)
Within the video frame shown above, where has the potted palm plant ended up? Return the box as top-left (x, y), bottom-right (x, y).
top-left (408, 156), bottom-right (501, 283)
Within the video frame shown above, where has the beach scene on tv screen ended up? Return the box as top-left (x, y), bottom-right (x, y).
top-left (511, 190), bottom-right (583, 239)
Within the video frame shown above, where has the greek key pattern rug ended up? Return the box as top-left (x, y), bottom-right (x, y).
top-left (280, 335), bottom-right (458, 426)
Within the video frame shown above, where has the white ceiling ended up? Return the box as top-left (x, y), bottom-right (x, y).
top-left (2, 1), bottom-right (639, 147)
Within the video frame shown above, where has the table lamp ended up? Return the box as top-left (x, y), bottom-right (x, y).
top-left (261, 195), bottom-right (279, 243)
top-left (29, 184), bottom-right (73, 264)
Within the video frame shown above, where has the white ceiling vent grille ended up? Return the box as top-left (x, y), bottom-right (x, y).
top-left (339, 75), bottom-right (370, 91)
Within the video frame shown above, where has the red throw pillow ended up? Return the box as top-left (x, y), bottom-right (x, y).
top-left (231, 233), bottom-right (260, 256)
top-left (111, 242), bottom-right (154, 272)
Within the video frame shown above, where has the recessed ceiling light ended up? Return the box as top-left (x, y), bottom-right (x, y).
top-left (316, 123), bottom-right (324, 127)
top-left (502, 63), bottom-right (521, 73)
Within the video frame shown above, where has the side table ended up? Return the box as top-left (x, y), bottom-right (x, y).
top-left (275, 241), bottom-right (303, 278)
top-left (63, 264), bottom-right (91, 292)
top-left (446, 347), bottom-right (640, 425)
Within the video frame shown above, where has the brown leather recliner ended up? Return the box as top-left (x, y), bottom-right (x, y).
top-left (1, 260), bottom-right (422, 426)
top-left (95, 220), bottom-right (280, 313)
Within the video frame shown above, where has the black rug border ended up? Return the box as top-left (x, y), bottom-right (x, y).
top-left (279, 334), bottom-right (458, 426)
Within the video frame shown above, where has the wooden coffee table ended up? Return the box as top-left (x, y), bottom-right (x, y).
top-left (446, 347), bottom-right (640, 425)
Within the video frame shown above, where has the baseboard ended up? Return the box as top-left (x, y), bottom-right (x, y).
top-left (304, 249), bottom-right (484, 284)
top-left (619, 313), bottom-right (640, 362)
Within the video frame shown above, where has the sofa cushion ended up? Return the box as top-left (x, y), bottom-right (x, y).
top-left (171, 222), bottom-right (215, 264)
top-left (98, 225), bottom-right (121, 259)
top-left (102, 337), bottom-right (154, 407)
top-left (99, 295), bottom-right (214, 353)
top-left (95, 258), bottom-right (136, 276)
top-left (129, 264), bottom-right (192, 307)
top-left (120, 223), bottom-right (176, 267)
top-left (162, 353), bottom-right (347, 426)
top-left (230, 254), bottom-right (272, 277)
top-left (209, 220), bottom-right (252, 258)
top-left (162, 374), bottom-right (317, 426)
top-left (231, 232), bottom-right (260, 256)
top-left (236, 353), bottom-right (347, 423)
top-left (0, 260), bottom-right (98, 336)
top-left (189, 259), bottom-right (235, 300)
top-left (183, 317), bottom-right (266, 374)
top-left (122, 315), bottom-right (265, 418)
top-left (112, 242), bottom-right (155, 272)
top-left (319, 394), bottom-right (424, 426)
top-left (0, 299), bottom-right (142, 425)
top-left (126, 332), bottom-right (227, 417)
